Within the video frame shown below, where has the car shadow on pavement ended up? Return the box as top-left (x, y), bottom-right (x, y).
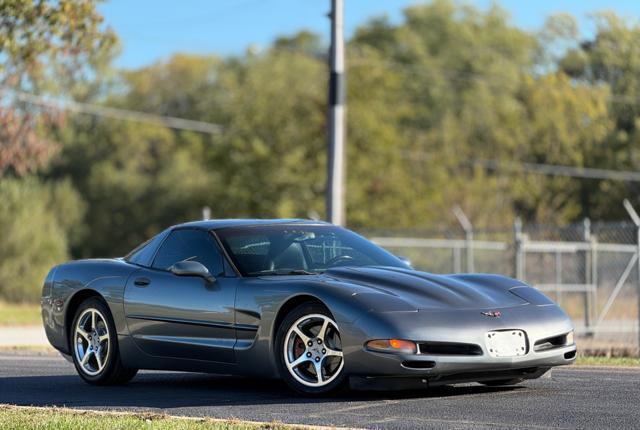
top-left (1, 371), bottom-right (525, 409)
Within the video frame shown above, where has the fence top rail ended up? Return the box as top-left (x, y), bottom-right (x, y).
top-left (522, 241), bottom-right (637, 253)
top-left (372, 237), bottom-right (637, 253)
top-left (371, 237), bottom-right (508, 251)
top-left (534, 283), bottom-right (598, 292)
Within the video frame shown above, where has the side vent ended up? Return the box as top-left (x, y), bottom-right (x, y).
top-left (402, 360), bottom-right (436, 369)
top-left (534, 334), bottom-right (568, 352)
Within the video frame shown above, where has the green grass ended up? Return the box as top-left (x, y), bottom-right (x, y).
top-left (575, 356), bottom-right (640, 367)
top-left (0, 301), bottom-right (41, 326)
top-left (0, 406), bottom-right (312, 430)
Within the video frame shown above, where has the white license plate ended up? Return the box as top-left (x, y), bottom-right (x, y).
top-left (485, 330), bottom-right (527, 357)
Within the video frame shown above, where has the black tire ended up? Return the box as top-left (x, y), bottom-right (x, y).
top-left (70, 297), bottom-right (138, 385)
top-left (275, 302), bottom-right (347, 395)
top-left (480, 378), bottom-right (523, 387)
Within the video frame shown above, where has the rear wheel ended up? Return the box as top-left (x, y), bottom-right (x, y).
top-left (70, 297), bottom-right (137, 385)
top-left (275, 303), bottom-right (346, 395)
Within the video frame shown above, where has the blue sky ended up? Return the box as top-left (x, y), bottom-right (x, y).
top-left (99, 0), bottom-right (640, 70)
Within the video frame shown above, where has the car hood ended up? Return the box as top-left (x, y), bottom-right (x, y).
top-left (323, 266), bottom-right (528, 311)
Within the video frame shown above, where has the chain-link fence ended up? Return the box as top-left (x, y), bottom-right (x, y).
top-left (363, 214), bottom-right (640, 349)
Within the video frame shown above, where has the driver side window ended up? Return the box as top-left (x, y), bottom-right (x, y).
top-left (152, 229), bottom-right (224, 277)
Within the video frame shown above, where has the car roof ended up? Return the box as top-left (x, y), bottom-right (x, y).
top-left (175, 218), bottom-right (331, 231)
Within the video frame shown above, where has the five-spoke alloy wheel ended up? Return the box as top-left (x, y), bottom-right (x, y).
top-left (70, 297), bottom-right (138, 385)
top-left (276, 303), bottom-right (346, 394)
top-left (74, 308), bottom-right (110, 376)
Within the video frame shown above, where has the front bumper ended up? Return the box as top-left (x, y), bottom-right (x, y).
top-left (351, 341), bottom-right (575, 375)
top-left (343, 304), bottom-right (576, 386)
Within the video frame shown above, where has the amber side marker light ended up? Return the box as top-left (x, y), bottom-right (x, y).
top-left (366, 339), bottom-right (417, 354)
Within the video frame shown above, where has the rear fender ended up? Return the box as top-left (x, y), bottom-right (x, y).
top-left (42, 259), bottom-right (137, 354)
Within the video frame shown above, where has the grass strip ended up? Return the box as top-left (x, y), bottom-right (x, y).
top-left (575, 355), bottom-right (640, 367)
top-left (0, 301), bottom-right (41, 326)
top-left (0, 405), bottom-right (344, 430)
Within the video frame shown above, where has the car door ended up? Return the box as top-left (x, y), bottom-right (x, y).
top-left (124, 228), bottom-right (237, 363)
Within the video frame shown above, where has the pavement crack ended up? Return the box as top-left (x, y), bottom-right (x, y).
top-left (308, 400), bottom-right (401, 418)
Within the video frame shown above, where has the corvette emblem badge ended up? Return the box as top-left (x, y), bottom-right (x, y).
top-left (481, 311), bottom-right (502, 318)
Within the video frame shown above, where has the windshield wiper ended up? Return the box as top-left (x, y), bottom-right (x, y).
top-left (248, 269), bottom-right (320, 276)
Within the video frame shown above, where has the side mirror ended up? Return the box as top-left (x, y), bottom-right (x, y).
top-left (170, 260), bottom-right (215, 283)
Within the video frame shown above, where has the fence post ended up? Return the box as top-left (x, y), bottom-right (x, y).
top-left (453, 247), bottom-right (462, 273)
top-left (514, 217), bottom-right (524, 280)
top-left (636, 220), bottom-right (640, 350)
top-left (590, 232), bottom-right (598, 330)
top-left (453, 206), bottom-right (474, 273)
top-left (583, 218), bottom-right (592, 331)
top-left (466, 227), bottom-right (474, 273)
top-left (623, 199), bottom-right (640, 349)
top-left (555, 250), bottom-right (563, 306)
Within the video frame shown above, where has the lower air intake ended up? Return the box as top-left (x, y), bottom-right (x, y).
top-left (418, 341), bottom-right (483, 356)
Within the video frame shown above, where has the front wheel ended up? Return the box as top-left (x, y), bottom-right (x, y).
top-left (70, 297), bottom-right (137, 385)
top-left (275, 303), bottom-right (346, 395)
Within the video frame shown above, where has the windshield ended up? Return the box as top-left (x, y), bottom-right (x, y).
top-left (215, 224), bottom-right (406, 276)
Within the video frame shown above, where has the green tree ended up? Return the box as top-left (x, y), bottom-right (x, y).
top-left (556, 12), bottom-right (640, 218)
top-left (0, 0), bottom-right (114, 301)
top-left (48, 0), bottom-right (640, 266)
top-left (50, 116), bottom-right (216, 257)
top-left (350, 0), bottom-right (537, 227)
top-left (0, 178), bottom-right (84, 302)
top-left (512, 74), bottom-right (613, 221)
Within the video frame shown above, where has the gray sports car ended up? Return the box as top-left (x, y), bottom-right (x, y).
top-left (41, 219), bottom-right (576, 394)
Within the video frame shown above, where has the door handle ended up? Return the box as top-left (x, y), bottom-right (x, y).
top-left (134, 277), bottom-right (150, 287)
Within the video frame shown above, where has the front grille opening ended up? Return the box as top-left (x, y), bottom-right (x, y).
top-left (534, 334), bottom-right (567, 352)
top-left (418, 342), bottom-right (483, 356)
top-left (402, 360), bottom-right (436, 369)
top-left (564, 350), bottom-right (576, 360)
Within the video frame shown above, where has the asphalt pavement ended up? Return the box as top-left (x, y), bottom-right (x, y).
top-left (1, 353), bottom-right (638, 429)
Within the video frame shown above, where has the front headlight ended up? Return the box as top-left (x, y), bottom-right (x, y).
top-left (566, 330), bottom-right (574, 345)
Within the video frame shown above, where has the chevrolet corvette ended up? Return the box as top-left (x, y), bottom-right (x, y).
top-left (41, 219), bottom-right (576, 394)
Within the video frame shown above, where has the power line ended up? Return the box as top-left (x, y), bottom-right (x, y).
top-left (8, 49), bottom-right (630, 141)
top-left (152, 0), bottom-right (267, 28)
top-left (273, 44), bottom-right (640, 108)
top-left (402, 150), bottom-right (640, 182)
top-left (1, 87), bottom-right (224, 135)
top-left (8, 86), bottom-right (638, 182)
top-left (345, 54), bottom-right (640, 107)
top-left (474, 158), bottom-right (640, 182)
top-left (5, 65), bottom-right (640, 180)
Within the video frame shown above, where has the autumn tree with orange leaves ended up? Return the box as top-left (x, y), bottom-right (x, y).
top-left (0, 0), bottom-right (117, 176)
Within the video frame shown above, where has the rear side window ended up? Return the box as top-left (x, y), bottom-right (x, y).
top-left (151, 229), bottom-right (224, 277)
top-left (125, 230), bottom-right (169, 267)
